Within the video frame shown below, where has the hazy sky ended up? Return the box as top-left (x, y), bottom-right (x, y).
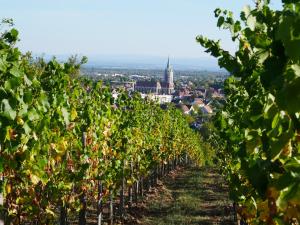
top-left (1, 0), bottom-right (282, 60)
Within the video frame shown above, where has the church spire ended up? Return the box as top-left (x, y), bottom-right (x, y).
top-left (167, 56), bottom-right (170, 69)
top-left (163, 57), bottom-right (174, 95)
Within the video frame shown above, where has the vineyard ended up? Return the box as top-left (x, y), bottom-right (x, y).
top-left (0, 22), bottom-right (203, 224)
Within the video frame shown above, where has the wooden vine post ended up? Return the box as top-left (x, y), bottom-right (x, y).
top-left (109, 192), bottom-right (113, 225)
top-left (79, 132), bottom-right (87, 225)
top-left (154, 164), bottom-right (158, 186)
top-left (0, 144), bottom-right (4, 225)
top-left (59, 202), bottom-right (67, 225)
top-left (0, 181), bottom-right (3, 225)
top-left (119, 160), bottom-right (125, 220)
top-left (97, 181), bottom-right (103, 225)
top-left (128, 161), bottom-right (133, 208)
top-left (134, 162), bottom-right (139, 205)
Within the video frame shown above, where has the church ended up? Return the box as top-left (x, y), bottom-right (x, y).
top-left (135, 58), bottom-right (175, 95)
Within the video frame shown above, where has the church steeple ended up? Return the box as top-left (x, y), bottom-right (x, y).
top-left (163, 57), bottom-right (174, 94)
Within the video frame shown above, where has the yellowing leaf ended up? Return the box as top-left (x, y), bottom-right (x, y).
top-left (30, 174), bottom-right (40, 185)
top-left (45, 208), bottom-right (55, 216)
top-left (71, 108), bottom-right (77, 121)
top-left (5, 183), bottom-right (12, 194)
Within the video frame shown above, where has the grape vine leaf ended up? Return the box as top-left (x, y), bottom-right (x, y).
top-left (1, 99), bottom-right (16, 120)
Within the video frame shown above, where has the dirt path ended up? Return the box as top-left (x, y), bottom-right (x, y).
top-left (127, 166), bottom-right (235, 225)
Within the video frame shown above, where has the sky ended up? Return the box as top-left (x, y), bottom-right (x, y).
top-left (0, 0), bottom-right (282, 68)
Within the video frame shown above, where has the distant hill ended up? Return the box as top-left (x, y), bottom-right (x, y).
top-left (34, 54), bottom-right (221, 71)
top-left (85, 55), bottom-right (220, 71)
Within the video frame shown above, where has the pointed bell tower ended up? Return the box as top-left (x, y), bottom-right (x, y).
top-left (164, 57), bottom-right (174, 94)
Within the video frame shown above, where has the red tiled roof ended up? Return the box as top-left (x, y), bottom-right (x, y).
top-left (180, 104), bottom-right (190, 112)
top-left (194, 98), bottom-right (204, 105)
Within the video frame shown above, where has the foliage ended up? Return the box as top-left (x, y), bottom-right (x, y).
top-left (0, 24), bottom-right (203, 223)
top-left (197, 0), bottom-right (300, 224)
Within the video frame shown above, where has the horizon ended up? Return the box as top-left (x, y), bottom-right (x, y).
top-left (43, 53), bottom-right (221, 71)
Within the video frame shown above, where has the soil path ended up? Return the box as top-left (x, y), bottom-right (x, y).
top-left (127, 166), bottom-right (235, 225)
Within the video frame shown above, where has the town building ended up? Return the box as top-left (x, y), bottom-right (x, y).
top-left (134, 81), bottom-right (161, 94)
top-left (135, 58), bottom-right (175, 95)
top-left (200, 105), bottom-right (213, 114)
top-left (178, 104), bottom-right (191, 115)
top-left (110, 81), bottom-right (135, 91)
top-left (140, 93), bottom-right (173, 104)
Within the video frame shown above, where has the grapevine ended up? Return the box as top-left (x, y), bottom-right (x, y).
top-left (197, 0), bottom-right (300, 224)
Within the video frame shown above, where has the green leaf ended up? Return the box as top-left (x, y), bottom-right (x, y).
top-left (1, 99), bottom-right (16, 120)
top-left (271, 113), bottom-right (280, 129)
top-left (10, 28), bottom-right (19, 40)
top-left (273, 218), bottom-right (285, 225)
top-left (28, 108), bottom-right (40, 121)
top-left (0, 157), bottom-right (3, 173)
top-left (38, 92), bottom-right (50, 111)
top-left (283, 40), bottom-right (300, 62)
top-left (256, 49), bottom-right (270, 64)
top-left (274, 172), bottom-right (295, 191)
top-left (19, 103), bottom-right (28, 117)
top-left (291, 64), bottom-right (300, 77)
top-left (279, 77), bottom-right (300, 113)
top-left (269, 129), bottom-right (293, 161)
top-left (276, 183), bottom-right (300, 210)
top-left (10, 66), bottom-right (21, 77)
top-left (276, 14), bottom-right (300, 62)
top-left (4, 76), bottom-right (22, 91)
top-left (214, 8), bottom-right (222, 17)
top-left (31, 77), bottom-right (41, 88)
top-left (0, 57), bottom-right (7, 72)
top-left (242, 5), bottom-right (251, 19)
top-left (247, 14), bottom-right (256, 31)
top-left (24, 75), bottom-right (32, 86)
top-left (217, 16), bottom-right (225, 27)
top-left (284, 157), bottom-right (300, 173)
top-left (4, 28), bottom-right (19, 43)
top-left (61, 107), bottom-right (70, 125)
top-left (23, 122), bottom-right (31, 135)
top-left (23, 90), bottom-right (33, 104)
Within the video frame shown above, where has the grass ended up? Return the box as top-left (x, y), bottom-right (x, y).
top-left (128, 165), bottom-right (235, 225)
